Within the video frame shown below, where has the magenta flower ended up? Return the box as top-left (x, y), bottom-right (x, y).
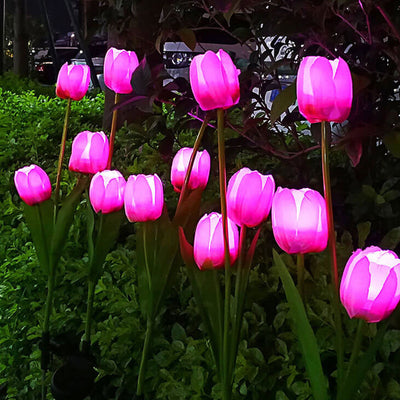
top-left (189, 49), bottom-right (240, 111)
top-left (170, 147), bottom-right (210, 193)
top-left (14, 164), bottom-right (52, 206)
top-left (56, 63), bottom-right (90, 101)
top-left (69, 131), bottom-right (109, 175)
top-left (104, 47), bottom-right (140, 94)
top-left (89, 170), bottom-right (126, 214)
top-left (340, 246), bottom-right (400, 323)
top-left (227, 168), bottom-right (275, 228)
top-left (271, 187), bottom-right (328, 254)
top-left (124, 174), bottom-right (164, 222)
top-left (297, 56), bottom-right (352, 123)
top-left (193, 212), bottom-right (239, 270)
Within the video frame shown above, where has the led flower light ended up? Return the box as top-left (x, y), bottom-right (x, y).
top-left (14, 164), bottom-right (52, 206)
top-left (104, 47), bottom-right (140, 94)
top-left (170, 147), bottom-right (210, 192)
top-left (193, 212), bottom-right (239, 270)
top-left (340, 246), bottom-right (400, 323)
top-left (56, 63), bottom-right (90, 101)
top-left (124, 174), bottom-right (164, 222)
top-left (189, 49), bottom-right (240, 111)
top-left (89, 170), bottom-right (126, 214)
top-left (227, 168), bottom-right (275, 227)
top-left (272, 187), bottom-right (328, 254)
top-left (297, 56), bottom-right (352, 123)
top-left (69, 131), bottom-right (109, 175)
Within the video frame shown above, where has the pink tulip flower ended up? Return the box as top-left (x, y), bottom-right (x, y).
top-left (69, 131), bottom-right (109, 175)
top-left (340, 246), bottom-right (400, 323)
top-left (194, 212), bottom-right (239, 270)
top-left (272, 187), bottom-right (328, 254)
top-left (124, 174), bottom-right (164, 222)
top-left (104, 47), bottom-right (140, 94)
top-left (297, 56), bottom-right (352, 123)
top-left (14, 164), bottom-right (52, 206)
top-left (189, 49), bottom-right (240, 111)
top-left (227, 168), bottom-right (275, 228)
top-left (56, 63), bottom-right (90, 101)
top-left (170, 147), bottom-right (210, 193)
top-left (89, 170), bottom-right (126, 214)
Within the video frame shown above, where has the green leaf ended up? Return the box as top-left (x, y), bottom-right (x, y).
top-left (136, 212), bottom-right (179, 320)
top-left (357, 221), bottom-right (371, 248)
top-left (273, 250), bottom-right (328, 400)
top-left (88, 210), bottom-right (124, 282)
top-left (270, 80), bottom-right (297, 124)
top-left (177, 28), bottom-right (196, 51)
top-left (23, 199), bottom-right (54, 274)
top-left (384, 130), bottom-right (400, 158)
top-left (171, 323), bottom-right (186, 342)
top-left (185, 261), bottom-right (224, 376)
top-left (380, 227), bottom-right (400, 250)
top-left (86, 196), bottom-right (95, 267)
top-left (50, 176), bottom-right (88, 267)
top-left (340, 322), bottom-right (387, 400)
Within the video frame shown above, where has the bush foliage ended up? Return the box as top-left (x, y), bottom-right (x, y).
top-left (2, 0), bottom-right (400, 398)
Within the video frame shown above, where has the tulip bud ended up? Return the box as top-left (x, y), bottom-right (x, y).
top-left (124, 174), bottom-right (164, 222)
top-left (271, 187), bottom-right (328, 254)
top-left (297, 56), bottom-right (353, 123)
top-left (340, 246), bottom-right (400, 323)
top-left (189, 49), bottom-right (240, 111)
top-left (193, 212), bottom-right (239, 270)
top-left (227, 168), bottom-right (275, 227)
top-left (69, 131), bottom-right (109, 175)
top-left (89, 170), bottom-right (126, 214)
top-left (56, 63), bottom-right (90, 101)
top-left (104, 47), bottom-right (140, 94)
top-left (14, 164), bottom-right (52, 206)
top-left (170, 147), bottom-right (210, 193)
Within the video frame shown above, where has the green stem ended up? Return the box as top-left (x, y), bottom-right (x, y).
top-left (107, 92), bottom-right (120, 169)
top-left (320, 121), bottom-right (344, 390)
top-left (346, 319), bottom-right (364, 378)
top-left (217, 108), bottom-right (232, 400)
top-left (43, 268), bottom-right (55, 336)
top-left (83, 279), bottom-right (96, 350)
top-left (41, 260), bottom-right (56, 396)
top-left (297, 253), bottom-right (305, 299)
top-left (143, 222), bottom-right (153, 294)
top-left (175, 114), bottom-right (210, 215)
top-left (55, 97), bottom-right (72, 204)
top-left (137, 318), bottom-right (154, 396)
top-left (230, 225), bottom-right (248, 381)
top-left (212, 270), bottom-right (224, 378)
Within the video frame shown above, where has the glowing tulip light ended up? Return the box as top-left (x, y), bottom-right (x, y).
top-left (189, 49), bottom-right (240, 111)
top-left (193, 212), bottom-right (239, 270)
top-left (297, 56), bottom-right (353, 123)
top-left (272, 187), bottom-right (328, 254)
top-left (89, 170), bottom-right (126, 214)
top-left (340, 246), bottom-right (400, 323)
top-left (104, 47), bottom-right (140, 94)
top-left (227, 168), bottom-right (275, 228)
top-left (124, 174), bottom-right (164, 222)
top-left (170, 147), bottom-right (210, 193)
top-left (69, 131), bottom-right (110, 175)
top-left (56, 63), bottom-right (90, 101)
top-left (14, 164), bottom-right (52, 206)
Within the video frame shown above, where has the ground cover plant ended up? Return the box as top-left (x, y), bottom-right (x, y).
top-left (2, 1), bottom-right (400, 399)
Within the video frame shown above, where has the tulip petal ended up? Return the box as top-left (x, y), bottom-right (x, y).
top-left (330, 58), bottom-right (352, 122)
top-left (56, 63), bottom-right (70, 99)
top-left (343, 256), bottom-right (371, 319)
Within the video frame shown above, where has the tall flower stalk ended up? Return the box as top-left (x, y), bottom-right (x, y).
top-left (320, 121), bottom-right (344, 388)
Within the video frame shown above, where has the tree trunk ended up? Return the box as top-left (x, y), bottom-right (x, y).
top-left (13, 0), bottom-right (29, 77)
